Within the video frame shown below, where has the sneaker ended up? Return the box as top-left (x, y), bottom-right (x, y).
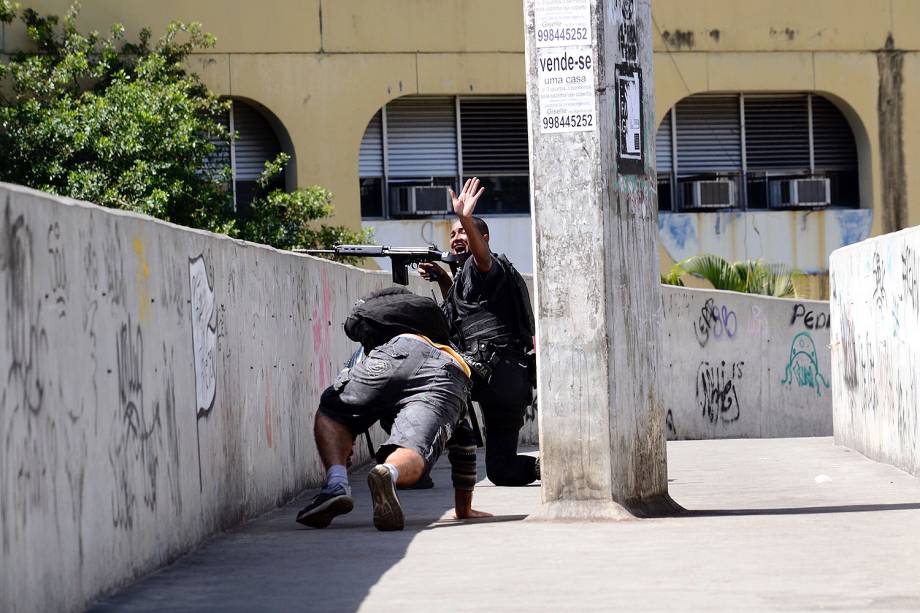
top-left (295, 484), bottom-right (354, 528)
top-left (398, 472), bottom-right (434, 490)
top-left (367, 465), bottom-right (405, 531)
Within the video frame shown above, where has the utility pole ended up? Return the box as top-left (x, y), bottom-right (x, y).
top-left (524, 0), bottom-right (676, 518)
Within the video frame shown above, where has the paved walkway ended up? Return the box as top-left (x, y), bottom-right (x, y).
top-left (91, 438), bottom-right (920, 612)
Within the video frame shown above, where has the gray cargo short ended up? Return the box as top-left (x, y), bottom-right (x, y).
top-left (318, 336), bottom-right (472, 468)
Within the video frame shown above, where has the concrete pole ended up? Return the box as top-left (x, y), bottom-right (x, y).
top-left (524, 0), bottom-right (676, 518)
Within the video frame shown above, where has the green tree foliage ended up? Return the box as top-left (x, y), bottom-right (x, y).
top-left (662, 254), bottom-right (799, 298)
top-left (239, 153), bottom-right (371, 252)
top-left (0, 2), bottom-right (368, 251)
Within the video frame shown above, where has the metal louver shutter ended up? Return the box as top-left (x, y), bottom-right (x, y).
top-left (459, 98), bottom-right (529, 175)
top-left (812, 96), bottom-right (858, 170)
top-left (386, 97), bottom-right (457, 178)
top-left (359, 111), bottom-right (384, 177)
top-left (233, 102), bottom-right (282, 181)
top-left (203, 109), bottom-right (231, 178)
top-left (675, 95), bottom-right (741, 174)
top-left (745, 94), bottom-right (810, 171)
top-left (655, 110), bottom-right (673, 174)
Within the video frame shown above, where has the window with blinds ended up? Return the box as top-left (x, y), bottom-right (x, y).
top-left (357, 95), bottom-right (531, 218)
top-left (385, 97), bottom-right (458, 178)
top-left (655, 93), bottom-right (859, 211)
top-left (675, 95), bottom-right (742, 174)
top-left (744, 95), bottom-right (809, 171)
top-left (460, 98), bottom-right (529, 175)
top-left (811, 96), bottom-right (858, 171)
top-left (232, 101), bottom-right (284, 211)
top-left (656, 111), bottom-right (674, 210)
top-left (359, 111), bottom-right (384, 178)
top-left (358, 111), bottom-right (386, 217)
top-left (205, 100), bottom-right (286, 212)
top-left (656, 110), bottom-right (673, 175)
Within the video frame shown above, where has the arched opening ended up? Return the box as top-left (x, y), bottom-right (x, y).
top-left (655, 93), bottom-right (860, 213)
top-left (357, 95), bottom-right (530, 220)
top-left (213, 98), bottom-right (296, 214)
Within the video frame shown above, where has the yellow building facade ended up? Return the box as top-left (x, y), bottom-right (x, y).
top-left (3, 0), bottom-right (918, 289)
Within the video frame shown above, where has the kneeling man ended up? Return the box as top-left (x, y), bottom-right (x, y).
top-left (297, 288), bottom-right (491, 531)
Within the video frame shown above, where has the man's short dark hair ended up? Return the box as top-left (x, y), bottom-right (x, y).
top-left (472, 216), bottom-right (489, 236)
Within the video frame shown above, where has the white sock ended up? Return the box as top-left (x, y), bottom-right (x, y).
top-left (382, 463), bottom-right (399, 483)
top-left (323, 464), bottom-right (350, 494)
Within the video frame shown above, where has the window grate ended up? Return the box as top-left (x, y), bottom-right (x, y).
top-left (674, 95), bottom-right (742, 174)
top-left (386, 97), bottom-right (458, 178)
top-left (359, 111), bottom-right (384, 178)
top-left (460, 98), bottom-right (529, 175)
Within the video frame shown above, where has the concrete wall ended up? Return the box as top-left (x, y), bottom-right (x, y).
top-left (0, 183), bottom-right (395, 613)
top-left (660, 286), bottom-right (832, 440)
top-left (830, 226), bottom-right (920, 477)
top-left (517, 285), bottom-right (834, 445)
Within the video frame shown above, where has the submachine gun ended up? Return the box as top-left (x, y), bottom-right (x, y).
top-left (296, 244), bottom-right (461, 286)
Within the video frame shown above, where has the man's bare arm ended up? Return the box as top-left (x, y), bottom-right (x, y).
top-left (418, 262), bottom-right (452, 299)
top-left (454, 488), bottom-right (492, 520)
top-left (450, 177), bottom-right (491, 274)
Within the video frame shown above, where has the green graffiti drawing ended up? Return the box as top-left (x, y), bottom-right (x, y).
top-left (780, 332), bottom-right (830, 396)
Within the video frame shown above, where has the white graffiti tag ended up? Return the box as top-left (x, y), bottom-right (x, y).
top-left (188, 255), bottom-right (217, 416)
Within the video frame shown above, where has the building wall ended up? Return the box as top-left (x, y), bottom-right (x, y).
top-left (830, 226), bottom-right (920, 478)
top-left (3, 1), bottom-right (917, 274)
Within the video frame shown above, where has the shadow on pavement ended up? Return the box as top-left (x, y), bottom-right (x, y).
top-left (88, 459), bottom-right (485, 613)
top-left (684, 502), bottom-right (920, 517)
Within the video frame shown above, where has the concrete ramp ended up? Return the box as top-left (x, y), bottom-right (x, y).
top-left (90, 438), bottom-right (920, 612)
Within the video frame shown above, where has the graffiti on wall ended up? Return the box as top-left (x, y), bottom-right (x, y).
top-left (189, 255), bottom-right (217, 417)
top-left (693, 298), bottom-right (737, 347)
top-left (840, 313), bottom-right (859, 390)
top-left (696, 360), bottom-right (743, 424)
top-left (110, 319), bottom-right (161, 530)
top-left (5, 211), bottom-right (46, 415)
top-left (790, 304), bottom-right (830, 330)
top-left (902, 244), bottom-right (918, 314)
top-left (311, 269), bottom-right (334, 389)
top-left (873, 251), bottom-right (887, 310)
top-left (780, 332), bottom-right (830, 396)
top-left (747, 304), bottom-right (770, 339)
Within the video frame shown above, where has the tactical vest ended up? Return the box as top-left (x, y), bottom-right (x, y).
top-left (445, 254), bottom-right (534, 353)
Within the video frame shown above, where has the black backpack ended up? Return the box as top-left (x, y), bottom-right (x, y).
top-left (495, 254), bottom-right (535, 344)
top-left (344, 286), bottom-right (451, 353)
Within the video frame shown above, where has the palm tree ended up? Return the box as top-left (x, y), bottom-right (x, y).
top-left (662, 254), bottom-right (798, 298)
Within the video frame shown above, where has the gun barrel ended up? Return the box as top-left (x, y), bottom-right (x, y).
top-left (334, 245), bottom-right (387, 256)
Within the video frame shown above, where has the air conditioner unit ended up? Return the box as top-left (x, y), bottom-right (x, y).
top-left (682, 180), bottom-right (735, 209)
top-left (391, 186), bottom-right (451, 216)
top-left (769, 178), bottom-right (831, 208)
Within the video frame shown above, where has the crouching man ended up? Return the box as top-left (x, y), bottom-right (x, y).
top-left (296, 288), bottom-right (491, 531)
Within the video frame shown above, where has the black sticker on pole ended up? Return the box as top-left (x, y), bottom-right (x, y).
top-left (615, 64), bottom-right (644, 175)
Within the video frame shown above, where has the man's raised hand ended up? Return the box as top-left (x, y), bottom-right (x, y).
top-left (449, 177), bottom-right (485, 218)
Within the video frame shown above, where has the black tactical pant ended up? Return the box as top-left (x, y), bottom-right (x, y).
top-left (474, 348), bottom-right (538, 487)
